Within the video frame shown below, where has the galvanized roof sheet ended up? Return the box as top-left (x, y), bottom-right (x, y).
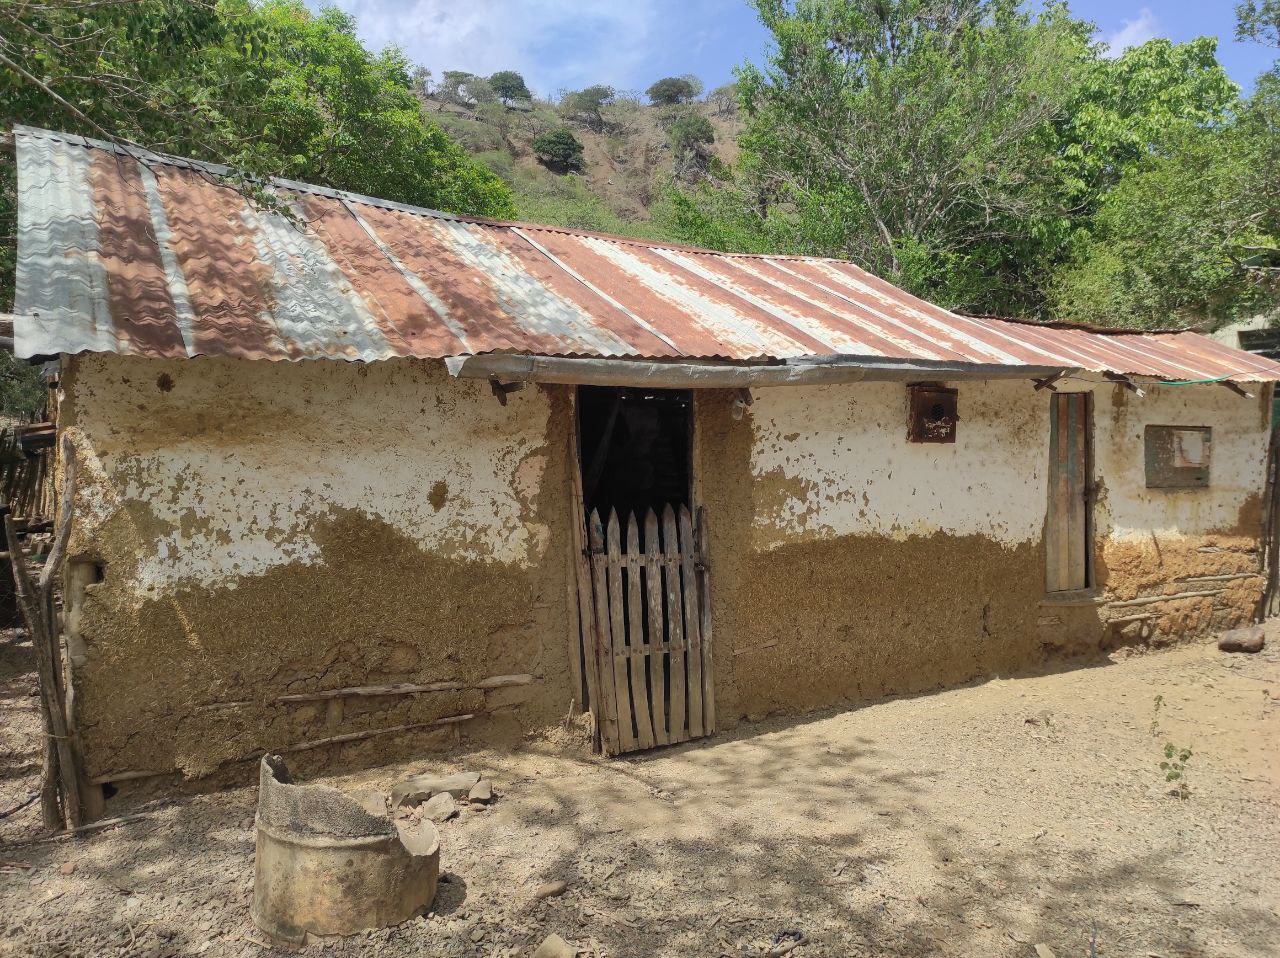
top-left (13, 125), bottom-right (1280, 382)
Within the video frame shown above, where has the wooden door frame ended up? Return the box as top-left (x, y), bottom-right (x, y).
top-left (566, 384), bottom-right (703, 752)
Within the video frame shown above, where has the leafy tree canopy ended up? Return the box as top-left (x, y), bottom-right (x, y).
top-left (1237, 0), bottom-right (1280, 46)
top-left (559, 84), bottom-right (616, 132)
top-left (489, 70), bottom-right (532, 103)
top-left (646, 75), bottom-right (703, 105)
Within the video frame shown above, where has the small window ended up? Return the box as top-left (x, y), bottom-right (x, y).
top-left (1145, 425), bottom-right (1211, 488)
top-left (908, 384), bottom-right (957, 443)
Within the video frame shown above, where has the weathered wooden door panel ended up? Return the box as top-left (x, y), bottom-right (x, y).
top-left (586, 504), bottom-right (714, 755)
top-left (1046, 393), bottom-right (1092, 593)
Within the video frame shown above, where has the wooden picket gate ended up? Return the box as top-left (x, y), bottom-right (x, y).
top-left (583, 504), bottom-right (714, 755)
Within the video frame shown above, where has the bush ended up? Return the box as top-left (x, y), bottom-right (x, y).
top-left (664, 109), bottom-right (715, 178)
top-left (533, 127), bottom-right (585, 172)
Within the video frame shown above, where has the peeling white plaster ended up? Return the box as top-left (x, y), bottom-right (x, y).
top-left (748, 379), bottom-right (1271, 551)
top-left (749, 380), bottom-right (1048, 549)
top-left (1090, 382), bottom-right (1270, 540)
top-left (68, 356), bottom-right (553, 594)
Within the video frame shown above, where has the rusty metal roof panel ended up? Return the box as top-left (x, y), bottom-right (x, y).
top-left (14, 125), bottom-right (1280, 382)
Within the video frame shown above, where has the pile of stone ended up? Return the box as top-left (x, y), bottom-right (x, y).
top-left (384, 771), bottom-right (496, 824)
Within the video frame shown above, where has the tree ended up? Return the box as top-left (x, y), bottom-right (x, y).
top-left (667, 1), bottom-right (1252, 319)
top-left (559, 84), bottom-right (615, 132)
top-left (439, 70), bottom-right (478, 105)
top-left (0, 0), bottom-right (515, 312)
top-left (707, 82), bottom-right (740, 117)
top-left (489, 70), bottom-right (532, 104)
top-left (675, 0), bottom-right (1092, 309)
top-left (1048, 38), bottom-right (1238, 207)
top-left (1051, 127), bottom-right (1274, 327)
top-left (533, 126), bottom-right (585, 172)
top-left (1237, 0), bottom-right (1280, 46)
top-left (646, 75), bottom-right (702, 105)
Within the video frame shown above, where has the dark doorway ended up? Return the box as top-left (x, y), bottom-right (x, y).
top-left (577, 386), bottom-right (691, 516)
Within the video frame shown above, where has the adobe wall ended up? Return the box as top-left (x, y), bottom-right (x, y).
top-left (696, 379), bottom-right (1271, 724)
top-left (59, 354), bottom-right (579, 788)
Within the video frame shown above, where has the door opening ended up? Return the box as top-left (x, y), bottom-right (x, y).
top-left (1046, 392), bottom-right (1094, 593)
top-left (577, 386), bottom-right (691, 517)
top-left (572, 386), bottom-right (714, 755)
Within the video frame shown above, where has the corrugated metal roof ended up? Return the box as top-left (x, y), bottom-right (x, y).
top-left (14, 125), bottom-right (1280, 382)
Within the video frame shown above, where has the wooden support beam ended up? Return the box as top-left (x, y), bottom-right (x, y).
top-left (1103, 372), bottom-right (1146, 398)
top-left (1220, 380), bottom-right (1255, 399)
top-left (1033, 370), bottom-right (1067, 392)
top-left (489, 377), bottom-right (526, 406)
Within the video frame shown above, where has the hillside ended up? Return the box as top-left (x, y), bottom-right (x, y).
top-left (420, 89), bottom-right (740, 240)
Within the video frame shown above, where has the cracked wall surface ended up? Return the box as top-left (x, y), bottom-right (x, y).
top-left (61, 354), bottom-right (576, 783)
top-left (696, 379), bottom-right (1271, 724)
top-left (61, 358), bottom-right (1273, 777)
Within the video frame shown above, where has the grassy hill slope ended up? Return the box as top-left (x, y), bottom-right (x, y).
top-left (422, 93), bottom-right (740, 240)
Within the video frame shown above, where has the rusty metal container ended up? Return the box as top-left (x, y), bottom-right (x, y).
top-left (251, 756), bottom-right (439, 943)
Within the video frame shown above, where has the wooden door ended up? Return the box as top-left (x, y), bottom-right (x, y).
top-left (1046, 393), bottom-right (1092, 593)
top-left (584, 504), bottom-right (714, 755)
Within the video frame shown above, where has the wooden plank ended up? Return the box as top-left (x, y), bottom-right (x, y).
top-left (679, 505), bottom-right (704, 739)
top-left (626, 511), bottom-right (655, 749)
top-left (588, 511), bottom-right (621, 754)
top-left (1049, 395), bottom-right (1071, 592)
top-left (643, 509), bottom-right (670, 746)
top-left (569, 407), bottom-right (600, 743)
top-left (605, 510), bottom-right (637, 752)
top-left (563, 389), bottom-right (588, 719)
top-left (1067, 395), bottom-right (1087, 589)
top-left (662, 505), bottom-right (687, 743)
top-left (696, 506), bottom-right (716, 735)
top-left (1044, 397), bottom-right (1060, 592)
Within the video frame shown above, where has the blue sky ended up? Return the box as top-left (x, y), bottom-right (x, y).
top-left (322, 1), bottom-right (1274, 98)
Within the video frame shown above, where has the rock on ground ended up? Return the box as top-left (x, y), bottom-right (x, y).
top-left (1219, 624), bottom-right (1266, 653)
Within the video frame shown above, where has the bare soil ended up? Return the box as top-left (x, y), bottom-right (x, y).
top-left (1, 627), bottom-right (1277, 958)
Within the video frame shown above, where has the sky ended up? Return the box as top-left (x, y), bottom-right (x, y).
top-left (320, 0), bottom-right (1275, 98)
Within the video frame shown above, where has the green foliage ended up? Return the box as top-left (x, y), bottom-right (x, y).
top-left (646, 75), bottom-right (703, 105)
top-left (533, 126), bottom-right (585, 172)
top-left (0, 0), bottom-right (514, 302)
top-left (1160, 741), bottom-right (1193, 800)
top-left (693, 0), bottom-right (1095, 310)
top-left (1237, 0), bottom-right (1280, 46)
top-left (662, 109), bottom-right (716, 179)
top-left (0, 351), bottom-right (45, 420)
top-left (1050, 37), bottom-right (1239, 207)
top-left (1051, 121), bottom-right (1277, 328)
top-left (489, 70), bottom-right (532, 103)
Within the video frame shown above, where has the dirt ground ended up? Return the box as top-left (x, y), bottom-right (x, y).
top-left (1, 626), bottom-right (1277, 958)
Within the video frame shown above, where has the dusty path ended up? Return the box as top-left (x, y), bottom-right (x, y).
top-left (1, 628), bottom-right (1277, 958)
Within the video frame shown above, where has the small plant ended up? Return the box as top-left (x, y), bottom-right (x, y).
top-left (1160, 741), bottom-right (1192, 800)
top-left (1149, 693), bottom-right (1164, 737)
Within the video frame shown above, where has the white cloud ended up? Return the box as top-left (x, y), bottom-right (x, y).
top-left (1100, 7), bottom-right (1159, 58)
top-left (324, 0), bottom-right (660, 97)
